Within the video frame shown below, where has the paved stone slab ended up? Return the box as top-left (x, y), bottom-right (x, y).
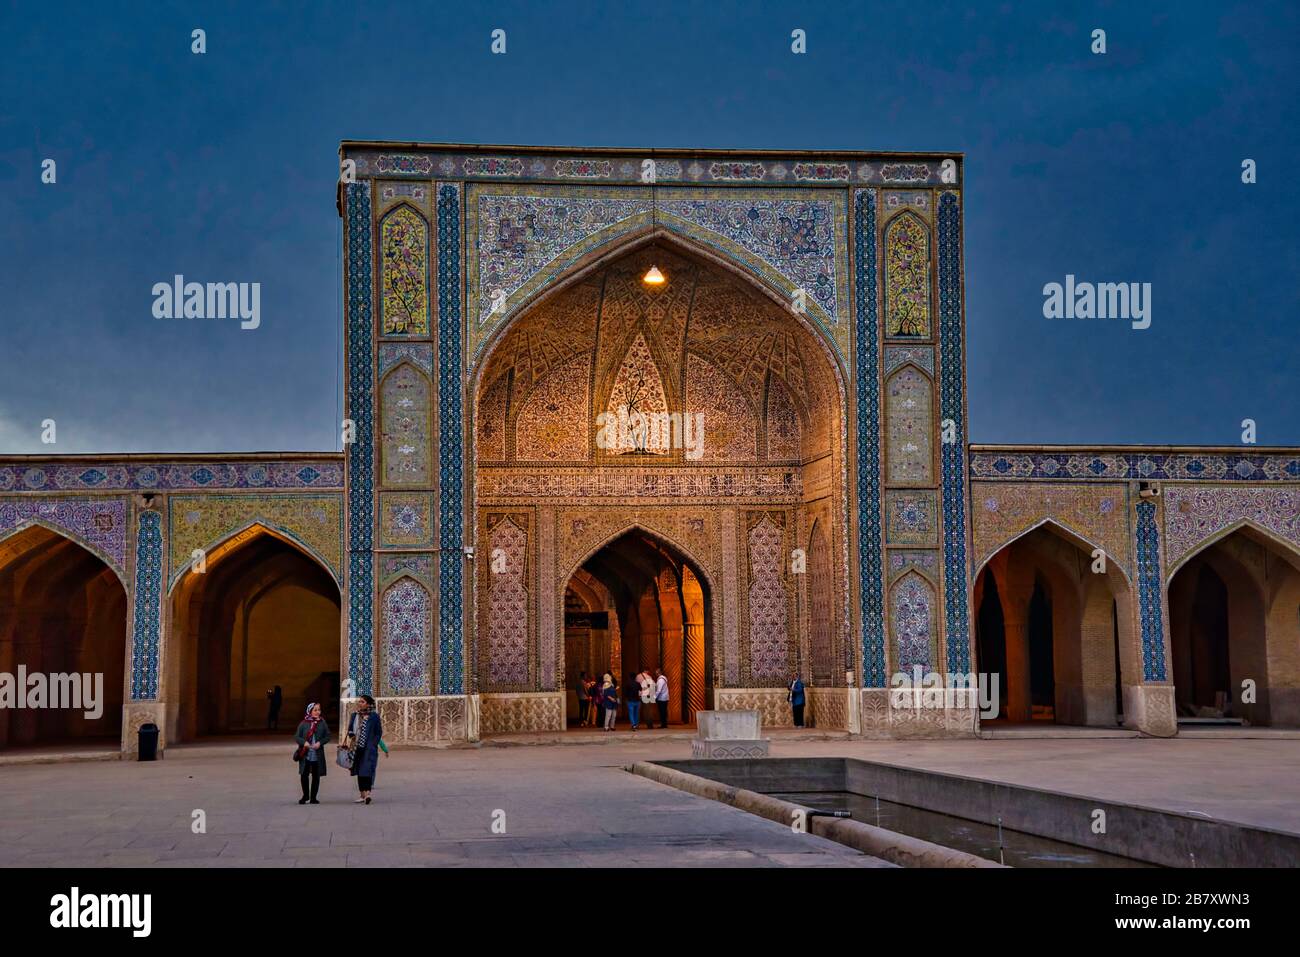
top-left (0, 740), bottom-right (888, 868)
top-left (4, 735), bottom-right (1291, 867)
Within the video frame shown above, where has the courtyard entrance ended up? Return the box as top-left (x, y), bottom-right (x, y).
top-left (1167, 526), bottom-right (1300, 727)
top-left (166, 525), bottom-right (341, 742)
top-left (0, 525), bottom-right (126, 749)
top-left (973, 523), bottom-right (1135, 727)
top-left (563, 529), bottom-right (711, 728)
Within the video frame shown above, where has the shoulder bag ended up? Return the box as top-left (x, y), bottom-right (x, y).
top-left (336, 714), bottom-right (357, 769)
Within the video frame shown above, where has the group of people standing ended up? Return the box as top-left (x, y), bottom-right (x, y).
top-left (573, 670), bottom-right (809, 729)
top-left (293, 694), bottom-right (385, 804)
top-left (575, 669), bottom-right (669, 731)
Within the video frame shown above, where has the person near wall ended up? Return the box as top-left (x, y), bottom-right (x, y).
top-left (624, 672), bottom-right (642, 731)
top-left (601, 673), bottom-right (619, 731)
top-left (347, 694), bottom-right (383, 804)
top-left (267, 684), bottom-right (283, 731)
top-left (294, 702), bottom-right (330, 804)
top-left (788, 674), bottom-right (806, 728)
top-left (587, 676), bottom-right (601, 727)
top-left (654, 668), bottom-right (669, 729)
top-left (575, 670), bottom-right (590, 727)
top-left (639, 671), bottom-right (655, 722)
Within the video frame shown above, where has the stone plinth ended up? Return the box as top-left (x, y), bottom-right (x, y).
top-left (691, 709), bottom-right (770, 758)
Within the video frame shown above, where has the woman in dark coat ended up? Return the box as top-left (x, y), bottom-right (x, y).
top-left (294, 702), bottom-right (330, 804)
top-left (347, 694), bottom-right (383, 804)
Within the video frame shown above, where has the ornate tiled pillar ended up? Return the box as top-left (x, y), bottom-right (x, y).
top-left (853, 189), bottom-right (888, 732)
top-left (937, 192), bottom-right (972, 677)
top-left (123, 501), bottom-right (166, 753)
top-left (435, 182), bottom-right (465, 697)
top-left (344, 181), bottom-right (376, 697)
top-left (1128, 498), bottom-right (1176, 735)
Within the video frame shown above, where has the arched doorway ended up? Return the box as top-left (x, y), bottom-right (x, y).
top-left (562, 530), bottom-right (711, 727)
top-left (471, 234), bottom-right (849, 733)
top-left (973, 523), bottom-right (1136, 727)
top-left (0, 525), bottom-right (127, 749)
top-left (166, 526), bottom-right (341, 741)
top-left (1167, 526), bottom-right (1300, 727)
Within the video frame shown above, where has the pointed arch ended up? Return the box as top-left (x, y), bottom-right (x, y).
top-left (470, 226), bottom-right (852, 717)
top-left (806, 518), bottom-right (836, 684)
top-left (601, 332), bottom-right (673, 454)
top-left (884, 209), bottom-right (931, 337)
top-left (889, 571), bottom-right (938, 674)
top-left (561, 521), bottom-right (718, 601)
top-left (379, 359), bottom-right (433, 486)
top-left (0, 520), bottom-right (129, 748)
top-left (0, 519), bottom-right (128, 589)
top-left (472, 226), bottom-right (847, 396)
top-left (166, 521), bottom-right (341, 740)
top-left (973, 516), bottom-right (1133, 588)
top-left (167, 520), bottom-right (341, 594)
top-left (379, 202), bottom-right (430, 336)
top-left (559, 523), bottom-right (716, 724)
top-left (746, 513), bottom-right (790, 685)
top-left (884, 362), bottom-right (935, 485)
top-left (484, 514), bottom-right (531, 689)
top-left (972, 516), bottom-right (1138, 727)
top-left (763, 371), bottom-right (802, 461)
top-left (380, 575), bottom-right (433, 696)
top-left (1165, 517), bottom-right (1300, 582)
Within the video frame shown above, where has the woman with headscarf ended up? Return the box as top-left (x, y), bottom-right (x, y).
top-left (294, 702), bottom-right (330, 804)
top-left (347, 694), bottom-right (383, 804)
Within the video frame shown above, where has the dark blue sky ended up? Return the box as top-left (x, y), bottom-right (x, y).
top-left (2, 0), bottom-right (1296, 454)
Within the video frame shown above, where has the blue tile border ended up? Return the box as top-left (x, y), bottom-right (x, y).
top-left (854, 190), bottom-right (886, 687)
top-left (937, 192), bottom-right (971, 674)
top-left (437, 182), bottom-right (465, 695)
top-left (0, 461), bottom-right (342, 493)
top-left (1135, 500), bottom-right (1168, 681)
top-left (129, 510), bottom-right (162, 700)
top-left (969, 450), bottom-right (1300, 482)
top-left (346, 182), bottom-right (376, 695)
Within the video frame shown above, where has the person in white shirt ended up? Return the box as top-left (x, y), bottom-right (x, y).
top-left (653, 668), bottom-right (669, 729)
top-left (638, 671), bottom-right (655, 714)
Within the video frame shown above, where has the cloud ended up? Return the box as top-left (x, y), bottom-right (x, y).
top-left (0, 403), bottom-right (41, 454)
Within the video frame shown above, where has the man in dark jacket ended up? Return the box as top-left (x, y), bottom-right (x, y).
top-left (788, 674), bottom-right (806, 728)
top-left (576, 671), bottom-right (589, 727)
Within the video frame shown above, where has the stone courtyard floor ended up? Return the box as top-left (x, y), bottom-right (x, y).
top-left (0, 734), bottom-right (1296, 867)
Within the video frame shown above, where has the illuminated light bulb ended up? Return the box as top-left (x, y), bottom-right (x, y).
top-left (642, 265), bottom-right (665, 285)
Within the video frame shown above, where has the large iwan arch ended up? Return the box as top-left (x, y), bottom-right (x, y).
top-left (471, 236), bottom-right (850, 733)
